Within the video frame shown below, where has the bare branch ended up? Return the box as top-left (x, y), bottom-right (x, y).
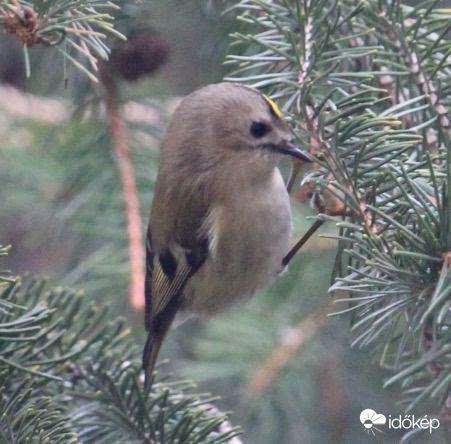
top-left (99, 66), bottom-right (145, 310)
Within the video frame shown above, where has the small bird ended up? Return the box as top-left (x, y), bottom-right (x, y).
top-left (143, 82), bottom-right (313, 385)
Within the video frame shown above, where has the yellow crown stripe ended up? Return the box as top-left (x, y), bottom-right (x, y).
top-left (263, 95), bottom-right (284, 119)
top-left (238, 84), bottom-right (284, 119)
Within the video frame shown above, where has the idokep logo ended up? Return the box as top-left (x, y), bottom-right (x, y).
top-left (388, 414), bottom-right (440, 434)
top-left (360, 409), bottom-right (386, 435)
top-left (360, 408), bottom-right (441, 436)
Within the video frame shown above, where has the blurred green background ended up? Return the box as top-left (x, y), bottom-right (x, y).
top-left (0, 1), bottom-right (448, 443)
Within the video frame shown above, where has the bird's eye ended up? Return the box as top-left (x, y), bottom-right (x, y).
top-left (250, 121), bottom-right (270, 139)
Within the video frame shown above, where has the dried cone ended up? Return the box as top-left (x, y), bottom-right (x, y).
top-left (108, 33), bottom-right (169, 82)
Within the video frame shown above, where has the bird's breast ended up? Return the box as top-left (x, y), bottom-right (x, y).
top-left (185, 168), bottom-right (292, 315)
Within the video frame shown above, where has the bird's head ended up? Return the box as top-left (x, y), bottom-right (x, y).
top-left (162, 82), bottom-right (314, 176)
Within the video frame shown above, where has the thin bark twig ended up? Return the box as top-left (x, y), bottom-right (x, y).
top-left (282, 219), bottom-right (324, 266)
top-left (247, 304), bottom-right (330, 396)
top-left (99, 65), bottom-right (145, 310)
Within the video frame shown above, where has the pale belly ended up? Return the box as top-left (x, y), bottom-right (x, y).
top-left (184, 170), bottom-right (292, 315)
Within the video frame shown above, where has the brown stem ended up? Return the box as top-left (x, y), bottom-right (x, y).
top-left (379, 14), bottom-right (450, 132)
top-left (99, 65), bottom-right (145, 310)
top-left (247, 304), bottom-right (330, 396)
top-left (289, 3), bottom-right (385, 259)
top-left (306, 100), bottom-right (386, 245)
top-left (283, 219), bottom-right (324, 266)
top-left (297, 0), bottom-right (313, 85)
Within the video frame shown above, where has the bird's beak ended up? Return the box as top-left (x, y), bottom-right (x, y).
top-left (275, 142), bottom-right (315, 162)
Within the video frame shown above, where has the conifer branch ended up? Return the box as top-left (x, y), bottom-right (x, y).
top-left (226, 0), bottom-right (450, 435)
top-left (0, 0), bottom-right (124, 80)
top-left (0, 253), bottom-right (241, 442)
top-left (376, 8), bottom-right (450, 130)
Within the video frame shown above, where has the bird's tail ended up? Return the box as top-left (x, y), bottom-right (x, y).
top-left (142, 330), bottom-right (165, 388)
top-left (142, 307), bottom-right (179, 388)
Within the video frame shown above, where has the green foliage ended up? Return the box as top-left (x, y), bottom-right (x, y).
top-left (1, 0), bottom-right (449, 442)
top-left (0, 111), bottom-right (162, 302)
top-left (0, 245), bottom-right (14, 287)
top-left (0, 259), bottom-right (241, 443)
top-left (223, 0), bottom-right (450, 436)
top-left (0, 0), bottom-right (124, 80)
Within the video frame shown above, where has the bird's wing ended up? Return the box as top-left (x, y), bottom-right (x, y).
top-left (144, 205), bottom-right (209, 326)
top-left (143, 215), bottom-right (208, 385)
top-left (149, 242), bottom-right (208, 324)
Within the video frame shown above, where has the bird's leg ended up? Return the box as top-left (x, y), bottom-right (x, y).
top-left (282, 219), bottom-right (324, 266)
